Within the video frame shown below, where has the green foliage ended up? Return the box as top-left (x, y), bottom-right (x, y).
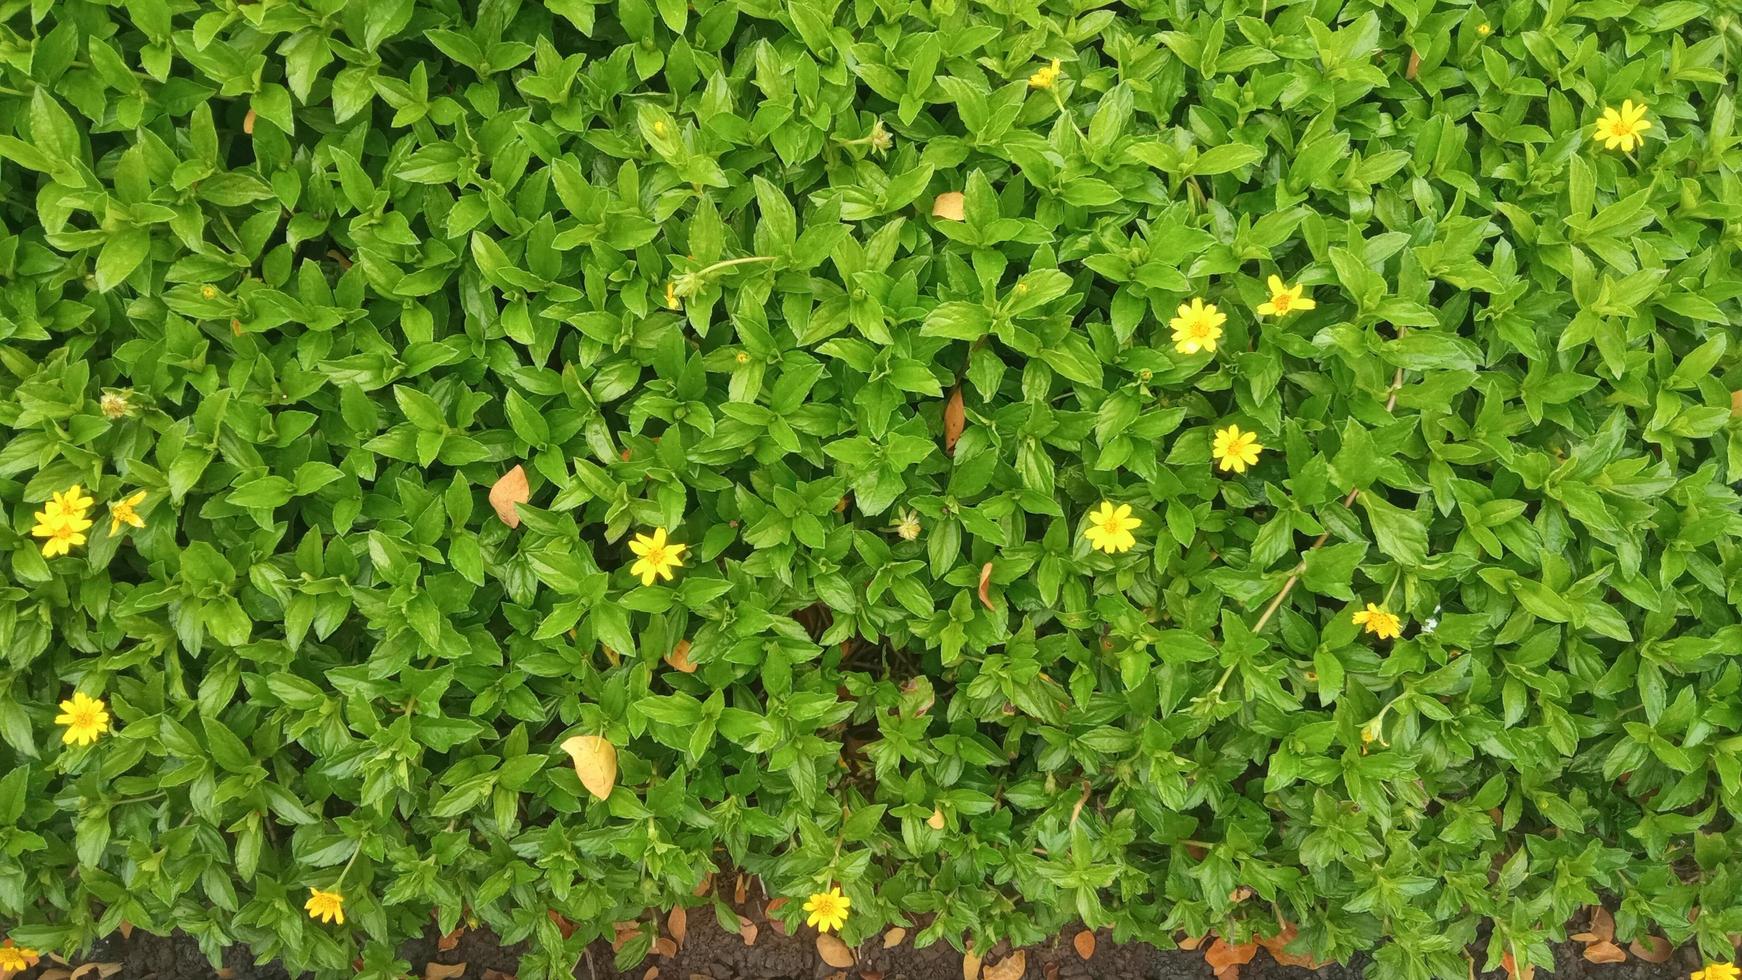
top-left (2, 0), bottom-right (1742, 977)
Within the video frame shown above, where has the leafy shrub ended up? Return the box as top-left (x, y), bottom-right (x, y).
top-left (2, 0), bottom-right (1740, 977)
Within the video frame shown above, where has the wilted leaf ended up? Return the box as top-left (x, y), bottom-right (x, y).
top-left (668, 906), bottom-right (687, 947)
top-left (961, 943), bottom-right (983, 980)
top-left (943, 386), bottom-right (965, 453)
top-left (1628, 937), bottom-right (1672, 963)
top-left (489, 465), bottom-right (530, 527)
top-left (1073, 930), bottom-right (1096, 960)
top-left (437, 927), bottom-right (464, 952)
top-left (423, 964), bottom-right (466, 980)
top-left (983, 950), bottom-right (1025, 980)
top-left (816, 934), bottom-right (855, 968)
top-left (666, 639), bottom-right (696, 673)
top-left (977, 562), bottom-right (996, 611)
top-left (932, 191), bottom-right (965, 220)
top-left (883, 927), bottom-right (907, 948)
top-left (651, 937), bottom-right (677, 958)
top-left (560, 734), bottom-right (618, 799)
top-left (738, 915), bottom-right (758, 946)
top-left (1582, 942), bottom-right (1626, 964)
top-left (927, 807), bottom-right (946, 829)
top-left (1204, 939), bottom-right (1256, 971)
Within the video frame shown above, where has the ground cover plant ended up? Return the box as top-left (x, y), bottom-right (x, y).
top-left (2, 0), bottom-right (1741, 977)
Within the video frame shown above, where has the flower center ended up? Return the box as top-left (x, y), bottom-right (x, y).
top-left (1101, 518), bottom-right (1122, 534)
top-left (53, 524), bottom-right (76, 541)
top-left (73, 707), bottom-right (97, 726)
top-left (1610, 120), bottom-right (1636, 136)
top-left (645, 545), bottom-right (667, 565)
top-left (1272, 293), bottom-right (1293, 312)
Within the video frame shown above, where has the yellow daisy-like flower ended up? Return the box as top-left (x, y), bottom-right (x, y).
top-left (1476, 22), bottom-right (1492, 36)
top-left (109, 490), bottom-right (148, 535)
top-left (1170, 298), bottom-right (1225, 355)
top-left (1212, 425), bottom-right (1264, 473)
top-left (55, 692), bottom-right (111, 747)
top-left (0, 939), bottom-right (41, 973)
top-left (305, 887), bottom-right (345, 925)
top-left (1255, 275), bottom-right (1316, 317)
top-left (629, 527), bottom-right (687, 586)
top-left (803, 887), bottom-right (850, 933)
top-left (32, 500), bottom-right (95, 559)
top-left (1028, 58), bottom-right (1062, 89)
top-left (1694, 965), bottom-right (1740, 980)
top-left (1082, 501), bottom-right (1142, 554)
top-left (53, 484), bottom-right (96, 518)
top-left (664, 281), bottom-right (680, 310)
top-left (1351, 603), bottom-right (1403, 640)
top-left (1592, 100), bottom-right (1652, 153)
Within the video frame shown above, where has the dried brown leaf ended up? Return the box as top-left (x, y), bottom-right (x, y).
top-left (961, 943), bottom-right (983, 980)
top-left (1044, 965), bottom-right (1060, 980)
top-left (666, 639), bottom-right (696, 673)
top-left (1501, 951), bottom-right (1535, 980)
top-left (437, 927), bottom-right (464, 952)
top-left (1588, 906), bottom-right (1615, 943)
top-left (1073, 930), bottom-right (1097, 960)
top-left (977, 562), bottom-right (996, 611)
top-left (489, 465), bottom-right (530, 527)
top-left (692, 873), bottom-right (712, 898)
top-left (943, 387), bottom-right (965, 454)
top-left (932, 192), bottom-right (965, 221)
top-left (1582, 942), bottom-right (1626, 965)
top-left (735, 875), bottom-right (749, 904)
top-left (816, 935), bottom-right (855, 969)
top-left (243, 109), bottom-right (256, 134)
top-left (1406, 49), bottom-right (1421, 80)
top-left (983, 950), bottom-right (1026, 980)
top-left (738, 915), bottom-right (758, 947)
top-left (668, 906), bottom-right (688, 948)
top-left (1628, 937), bottom-right (1672, 963)
top-left (423, 963), bottom-right (466, 980)
top-left (652, 937), bottom-right (677, 958)
top-left (883, 927), bottom-right (907, 949)
top-left (1214, 966), bottom-right (1241, 980)
top-left (927, 808), bottom-right (945, 830)
top-left (640, 968), bottom-right (658, 980)
top-left (483, 971), bottom-right (516, 980)
top-left (863, 973), bottom-right (885, 980)
top-left (1205, 939), bottom-right (1256, 971)
top-left (1178, 934), bottom-right (1205, 951)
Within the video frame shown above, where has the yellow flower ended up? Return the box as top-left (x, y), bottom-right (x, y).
top-left (1351, 603), bottom-right (1403, 640)
top-left (1255, 275), bottom-right (1315, 317)
top-left (891, 509), bottom-right (921, 541)
top-left (1170, 298), bottom-right (1225, 355)
top-left (629, 527), bottom-right (687, 586)
top-left (0, 939), bottom-right (41, 972)
top-left (664, 281), bottom-right (680, 310)
top-left (803, 887), bottom-right (850, 933)
top-left (32, 488), bottom-right (95, 558)
top-left (1592, 100), bottom-right (1651, 152)
top-left (1694, 965), bottom-right (1740, 980)
top-left (109, 490), bottom-right (148, 535)
top-left (100, 391), bottom-right (132, 419)
top-left (55, 692), bottom-right (110, 747)
top-left (1212, 425), bottom-right (1263, 473)
top-left (1476, 22), bottom-right (1492, 36)
top-left (305, 887), bottom-right (345, 925)
top-left (1082, 501), bottom-right (1142, 554)
top-left (201, 285), bottom-right (218, 299)
top-left (1028, 59), bottom-right (1062, 89)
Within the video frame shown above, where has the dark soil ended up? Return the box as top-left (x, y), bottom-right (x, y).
top-left (12, 909), bottom-right (1697, 980)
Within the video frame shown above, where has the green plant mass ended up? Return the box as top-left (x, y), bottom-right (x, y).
top-left (2, 0), bottom-right (1741, 977)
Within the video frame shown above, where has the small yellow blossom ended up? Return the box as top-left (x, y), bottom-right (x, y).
top-left (32, 484), bottom-right (96, 558)
top-left (1212, 425), bottom-right (1263, 474)
top-left (1592, 100), bottom-right (1651, 152)
top-left (1083, 501), bottom-right (1141, 554)
top-left (664, 281), bottom-right (680, 310)
top-left (803, 887), bottom-right (850, 933)
top-left (0, 940), bottom-right (41, 973)
top-left (1170, 298), bottom-right (1225, 355)
top-left (891, 509), bottom-right (921, 541)
top-left (100, 391), bottom-right (132, 419)
top-left (1694, 965), bottom-right (1740, 980)
top-left (305, 887), bottom-right (346, 925)
top-left (1352, 603), bottom-right (1403, 640)
top-left (735, 351), bottom-right (750, 365)
top-left (629, 527), bottom-right (687, 586)
top-left (201, 285), bottom-right (218, 300)
top-left (55, 692), bottom-right (111, 747)
top-left (1476, 22), bottom-right (1492, 36)
top-left (1256, 275), bottom-right (1315, 318)
top-left (1028, 58), bottom-right (1062, 89)
top-left (109, 490), bottom-right (148, 535)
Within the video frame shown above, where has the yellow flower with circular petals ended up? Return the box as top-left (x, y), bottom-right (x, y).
top-left (803, 887), bottom-right (850, 933)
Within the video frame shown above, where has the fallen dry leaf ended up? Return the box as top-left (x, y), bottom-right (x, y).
top-left (640, 968), bottom-right (658, 980)
top-left (1179, 934), bottom-right (1205, 951)
top-left (943, 386), bottom-right (965, 454)
top-left (1258, 924), bottom-right (1325, 969)
top-left (1589, 906), bottom-right (1615, 943)
top-left (483, 971), bottom-right (516, 980)
top-left (816, 934), bottom-right (855, 969)
top-left (977, 562), bottom-right (996, 612)
top-left (1205, 938), bottom-right (1256, 972)
top-left (1073, 930), bottom-right (1097, 960)
top-left (863, 973), bottom-right (885, 980)
top-left (67, 965), bottom-right (122, 980)
top-left (423, 964), bottom-right (466, 980)
top-left (1044, 965), bottom-right (1060, 980)
top-left (1582, 942), bottom-right (1626, 965)
top-left (1629, 937), bottom-right (1672, 963)
top-left (1214, 966), bottom-right (1241, 980)
top-left (983, 950), bottom-right (1026, 980)
top-left (668, 906), bottom-right (687, 948)
top-left (1501, 951), bottom-right (1535, 980)
top-left (437, 926), bottom-right (464, 952)
top-left (961, 943), bottom-right (983, 980)
top-left (927, 808), bottom-right (945, 830)
top-left (735, 875), bottom-right (749, 904)
top-left (825, 973), bottom-right (846, 980)
top-left (560, 734), bottom-right (617, 800)
top-left (118, 922), bottom-right (133, 941)
top-left (1406, 49), bottom-right (1421, 81)
top-left (883, 927), bottom-right (907, 948)
top-left (651, 937), bottom-right (677, 958)
top-left (489, 465), bottom-right (530, 527)
top-left (1732, 390), bottom-right (1742, 417)
top-left (611, 920), bottom-right (639, 952)
top-left (932, 192), bottom-right (965, 221)
top-left (666, 639), bottom-right (696, 673)
top-left (738, 915), bottom-right (758, 946)
top-left (692, 874), bottom-right (712, 897)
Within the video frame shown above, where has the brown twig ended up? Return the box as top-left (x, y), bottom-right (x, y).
top-left (1251, 363), bottom-right (1405, 636)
